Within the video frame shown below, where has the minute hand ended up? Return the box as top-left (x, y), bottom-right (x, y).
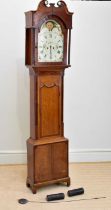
top-left (50, 45), bottom-right (52, 60)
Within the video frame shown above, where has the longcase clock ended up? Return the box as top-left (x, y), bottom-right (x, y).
top-left (25, 0), bottom-right (73, 194)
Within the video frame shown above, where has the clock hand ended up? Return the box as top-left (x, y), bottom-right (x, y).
top-left (50, 45), bottom-right (52, 60)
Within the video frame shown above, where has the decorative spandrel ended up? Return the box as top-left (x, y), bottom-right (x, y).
top-left (38, 20), bottom-right (64, 62)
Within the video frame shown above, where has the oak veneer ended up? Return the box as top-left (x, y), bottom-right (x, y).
top-left (25, 0), bottom-right (73, 194)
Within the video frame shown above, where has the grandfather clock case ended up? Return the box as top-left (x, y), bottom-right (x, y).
top-left (25, 0), bottom-right (73, 194)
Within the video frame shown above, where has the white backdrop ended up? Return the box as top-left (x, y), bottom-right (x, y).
top-left (0, 0), bottom-right (111, 164)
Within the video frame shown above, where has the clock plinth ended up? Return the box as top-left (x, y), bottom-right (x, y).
top-left (26, 137), bottom-right (70, 194)
top-left (25, 0), bottom-right (73, 193)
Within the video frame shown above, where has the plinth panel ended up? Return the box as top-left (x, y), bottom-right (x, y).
top-left (35, 144), bottom-right (52, 182)
top-left (34, 140), bottom-right (68, 182)
top-left (27, 138), bottom-right (69, 185)
top-left (52, 141), bottom-right (68, 179)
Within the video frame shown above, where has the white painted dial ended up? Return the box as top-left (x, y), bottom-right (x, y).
top-left (38, 20), bottom-right (64, 62)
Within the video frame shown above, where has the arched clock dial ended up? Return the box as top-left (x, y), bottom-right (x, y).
top-left (38, 20), bottom-right (64, 62)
